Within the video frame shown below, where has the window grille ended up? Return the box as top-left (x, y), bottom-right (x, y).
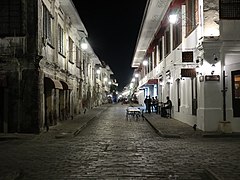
top-left (220, 0), bottom-right (240, 19)
top-left (0, 0), bottom-right (22, 36)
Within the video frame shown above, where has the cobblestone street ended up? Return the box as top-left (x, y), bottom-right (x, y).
top-left (0, 104), bottom-right (240, 179)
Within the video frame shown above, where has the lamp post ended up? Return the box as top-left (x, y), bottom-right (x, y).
top-left (222, 67), bottom-right (227, 121)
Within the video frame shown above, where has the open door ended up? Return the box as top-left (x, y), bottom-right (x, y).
top-left (232, 70), bottom-right (240, 117)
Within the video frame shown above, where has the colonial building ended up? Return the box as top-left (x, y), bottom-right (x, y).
top-left (0, 0), bottom-right (113, 133)
top-left (132, 0), bottom-right (240, 132)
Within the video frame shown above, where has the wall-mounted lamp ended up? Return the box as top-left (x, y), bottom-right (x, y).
top-left (104, 77), bottom-right (108, 82)
top-left (80, 38), bottom-right (88, 50)
top-left (169, 14), bottom-right (178, 24)
top-left (78, 30), bottom-right (88, 50)
top-left (196, 65), bottom-right (202, 76)
top-left (134, 73), bottom-right (139, 78)
top-left (131, 78), bottom-right (136, 82)
top-left (143, 60), bottom-right (148, 66)
top-left (96, 69), bottom-right (101, 75)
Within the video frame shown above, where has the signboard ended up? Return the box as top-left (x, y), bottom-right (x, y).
top-left (205, 75), bottom-right (220, 81)
top-left (181, 68), bottom-right (196, 77)
top-left (147, 79), bottom-right (158, 84)
top-left (182, 51), bottom-right (193, 62)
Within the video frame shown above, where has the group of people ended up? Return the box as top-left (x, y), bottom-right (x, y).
top-left (144, 96), bottom-right (172, 117)
top-left (144, 96), bottom-right (159, 113)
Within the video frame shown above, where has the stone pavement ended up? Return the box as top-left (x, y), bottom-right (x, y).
top-left (1, 104), bottom-right (240, 179)
top-left (143, 111), bottom-right (240, 139)
top-left (1, 103), bottom-right (240, 142)
top-left (143, 113), bottom-right (203, 138)
top-left (0, 104), bottom-right (110, 141)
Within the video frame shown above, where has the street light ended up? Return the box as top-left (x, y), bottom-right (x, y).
top-left (134, 73), bottom-right (139, 78)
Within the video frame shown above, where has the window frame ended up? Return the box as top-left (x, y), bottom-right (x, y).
top-left (158, 38), bottom-right (163, 62)
top-left (0, 0), bottom-right (23, 37)
top-left (43, 4), bottom-right (53, 45)
top-left (68, 36), bottom-right (74, 64)
top-left (164, 26), bottom-right (171, 57)
top-left (185, 0), bottom-right (199, 36)
top-left (173, 9), bottom-right (182, 50)
top-left (58, 24), bottom-right (64, 54)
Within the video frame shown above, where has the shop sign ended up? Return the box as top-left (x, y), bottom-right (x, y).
top-left (205, 75), bottom-right (220, 81)
top-left (147, 79), bottom-right (158, 84)
top-left (182, 51), bottom-right (193, 62)
top-left (181, 68), bottom-right (196, 77)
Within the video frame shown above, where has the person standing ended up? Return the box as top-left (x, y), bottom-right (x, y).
top-left (154, 96), bottom-right (159, 113)
top-left (151, 97), bottom-right (155, 112)
top-left (144, 96), bottom-right (151, 113)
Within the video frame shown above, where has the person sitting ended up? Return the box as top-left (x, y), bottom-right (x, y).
top-left (161, 96), bottom-right (172, 117)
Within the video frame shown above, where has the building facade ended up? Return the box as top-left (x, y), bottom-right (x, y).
top-left (0, 0), bottom-right (113, 133)
top-left (132, 0), bottom-right (240, 132)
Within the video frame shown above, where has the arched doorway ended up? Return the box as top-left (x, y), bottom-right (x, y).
top-left (44, 77), bottom-right (63, 129)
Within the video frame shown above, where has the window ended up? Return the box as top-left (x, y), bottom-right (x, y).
top-left (232, 70), bottom-right (240, 117)
top-left (76, 47), bottom-right (81, 68)
top-left (68, 37), bottom-right (74, 63)
top-left (164, 27), bottom-right (171, 56)
top-left (0, 0), bottom-right (22, 37)
top-left (149, 56), bottom-right (152, 72)
top-left (173, 9), bottom-right (182, 49)
top-left (154, 47), bottom-right (157, 68)
top-left (58, 25), bottom-right (64, 54)
top-left (43, 4), bottom-right (53, 44)
top-left (158, 39), bottom-right (163, 62)
top-left (83, 52), bottom-right (88, 76)
top-left (220, 0), bottom-right (240, 19)
top-left (186, 0), bottom-right (198, 35)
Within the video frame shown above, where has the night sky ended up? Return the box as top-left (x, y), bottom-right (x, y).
top-left (72, 1), bottom-right (148, 91)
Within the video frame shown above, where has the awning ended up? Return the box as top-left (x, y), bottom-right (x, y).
top-left (60, 81), bottom-right (73, 90)
top-left (44, 77), bottom-right (63, 90)
top-left (0, 75), bottom-right (7, 87)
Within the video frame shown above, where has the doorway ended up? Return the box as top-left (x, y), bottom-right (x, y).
top-left (0, 88), bottom-right (4, 132)
top-left (176, 79), bottom-right (181, 112)
top-left (191, 77), bottom-right (197, 116)
top-left (232, 70), bottom-right (240, 117)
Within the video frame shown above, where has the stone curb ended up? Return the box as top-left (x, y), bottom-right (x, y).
top-left (143, 115), bottom-right (181, 138)
top-left (0, 134), bottom-right (36, 141)
top-left (73, 116), bottom-right (97, 137)
top-left (203, 168), bottom-right (223, 180)
top-left (73, 106), bottom-right (109, 137)
top-left (202, 133), bottom-right (240, 138)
